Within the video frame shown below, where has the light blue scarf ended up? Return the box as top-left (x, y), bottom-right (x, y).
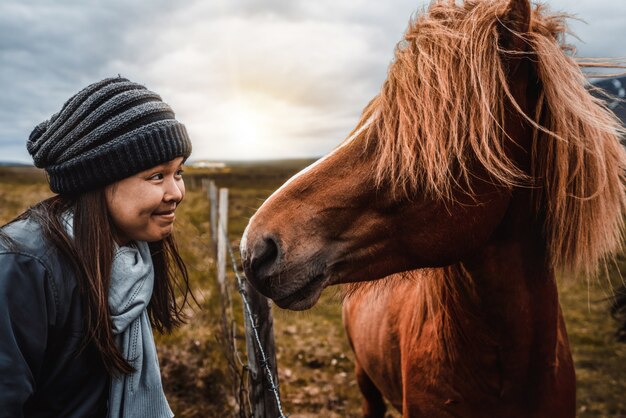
top-left (62, 212), bottom-right (173, 418)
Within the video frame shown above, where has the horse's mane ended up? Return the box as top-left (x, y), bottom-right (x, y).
top-left (351, 0), bottom-right (626, 276)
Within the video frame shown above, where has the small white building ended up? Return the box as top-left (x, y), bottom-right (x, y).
top-left (189, 161), bottom-right (227, 169)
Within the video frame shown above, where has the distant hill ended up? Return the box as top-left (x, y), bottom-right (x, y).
top-left (593, 76), bottom-right (626, 124)
top-left (0, 161), bottom-right (32, 167)
top-left (188, 158), bottom-right (319, 170)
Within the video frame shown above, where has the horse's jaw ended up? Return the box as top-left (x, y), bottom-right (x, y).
top-left (270, 273), bottom-right (327, 310)
top-left (242, 256), bottom-right (329, 310)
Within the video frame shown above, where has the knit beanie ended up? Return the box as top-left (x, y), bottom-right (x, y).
top-left (27, 77), bottom-right (192, 195)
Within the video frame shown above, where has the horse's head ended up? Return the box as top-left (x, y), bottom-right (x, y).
top-left (242, 0), bottom-right (626, 310)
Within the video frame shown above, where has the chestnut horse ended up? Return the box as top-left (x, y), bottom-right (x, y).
top-left (241, 0), bottom-right (626, 416)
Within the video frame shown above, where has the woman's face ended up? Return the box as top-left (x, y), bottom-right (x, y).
top-left (105, 157), bottom-right (186, 245)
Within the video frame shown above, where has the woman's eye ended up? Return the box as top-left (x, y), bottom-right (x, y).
top-left (149, 173), bottom-right (164, 180)
top-left (176, 169), bottom-right (184, 177)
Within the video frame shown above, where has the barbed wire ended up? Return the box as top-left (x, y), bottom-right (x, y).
top-left (216, 205), bottom-right (288, 418)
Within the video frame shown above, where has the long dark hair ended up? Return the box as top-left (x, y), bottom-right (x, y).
top-left (7, 191), bottom-right (192, 375)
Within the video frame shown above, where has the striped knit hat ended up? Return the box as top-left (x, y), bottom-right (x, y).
top-left (27, 77), bottom-right (192, 195)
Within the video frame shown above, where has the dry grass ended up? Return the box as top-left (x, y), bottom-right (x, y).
top-left (0, 164), bottom-right (624, 417)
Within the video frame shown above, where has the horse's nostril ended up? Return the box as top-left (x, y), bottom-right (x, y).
top-left (250, 236), bottom-right (280, 279)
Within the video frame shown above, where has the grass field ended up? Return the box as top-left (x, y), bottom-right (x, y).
top-left (1, 163), bottom-right (625, 417)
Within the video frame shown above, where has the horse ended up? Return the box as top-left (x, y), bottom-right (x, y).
top-left (241, 0), bottom-right (626, 416)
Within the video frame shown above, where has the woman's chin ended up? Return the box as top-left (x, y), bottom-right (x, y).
top-left (133, 225), bottom-right (175, 243)
top-left (154, 227), bottom-right (174, 241)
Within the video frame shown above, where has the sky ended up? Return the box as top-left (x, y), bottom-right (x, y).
top-left (1, 0), bottom-right (625, 163)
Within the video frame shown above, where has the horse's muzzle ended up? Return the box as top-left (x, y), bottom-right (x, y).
top-left (241, 231), bottom-right (281, 295)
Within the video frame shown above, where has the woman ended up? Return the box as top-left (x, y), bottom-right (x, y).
top-left (0, 77), bottom-right (193, 417)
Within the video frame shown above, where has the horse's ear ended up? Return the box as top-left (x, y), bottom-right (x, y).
top-left (499, 0), bottom-right (531, 54)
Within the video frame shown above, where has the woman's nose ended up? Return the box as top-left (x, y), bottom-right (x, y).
top-left (164, 178), bottom-right (184, 202)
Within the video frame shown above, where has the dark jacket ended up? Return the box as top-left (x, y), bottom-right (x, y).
top-left (0, 217), bottom-right (108, 417)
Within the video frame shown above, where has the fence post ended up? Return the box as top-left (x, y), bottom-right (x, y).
top-left (215, 187), bottom-right (241, 415)
top-left (209, 181), bottom-right (218, 248)
top-left (242, 282), bottom-right (281, 418)
top-left (217, 188), bottom-right (229, 297)
top-left (212, 183), bottom-right (284, 417)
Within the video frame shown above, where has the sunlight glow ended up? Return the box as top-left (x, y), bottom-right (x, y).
top-left (221, 97), bottom-right (274, 159)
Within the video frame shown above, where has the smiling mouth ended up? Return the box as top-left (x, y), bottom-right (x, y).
top-left (152, 210), bottom-right (176, 221)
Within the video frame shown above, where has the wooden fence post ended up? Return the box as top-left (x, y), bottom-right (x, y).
top-left (216, 188), bottom-right (229, 296)
top-left (209, 181), bottom-right (218, 248)
top-left (242, 282), bottom-right (281, 418)
top-left (214, 187), bottom-right (243, 415)
top-left (212, 183), bottom-right (284, 417)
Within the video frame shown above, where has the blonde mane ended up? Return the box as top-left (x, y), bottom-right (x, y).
top-left (352, 0), bottom-right (626, 276)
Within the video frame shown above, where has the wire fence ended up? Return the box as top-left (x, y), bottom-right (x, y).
top-left (225, 228), bottom-right (288, 418)
top-left (204, 179), bottom-right (288, 418)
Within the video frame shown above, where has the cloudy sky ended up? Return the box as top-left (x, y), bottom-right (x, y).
top-left (1, 0), bottom-right (625, 163)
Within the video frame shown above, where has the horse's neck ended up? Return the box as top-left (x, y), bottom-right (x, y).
top-left (446, 187), bottom-right (562, 396)
top-left (461, 187), bottom-right (558, 329)
top-left (401, 189), bottom-right (571, 413)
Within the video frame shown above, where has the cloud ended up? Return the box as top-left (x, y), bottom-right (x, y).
top-left (0, 0), bottom-right (625, 162)
top-left (0, 0), bottom-right (178, 161)
top-left (110, 0), bottom-right (420, 160)
top-left (547, 0), bottom-right (626, 58)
